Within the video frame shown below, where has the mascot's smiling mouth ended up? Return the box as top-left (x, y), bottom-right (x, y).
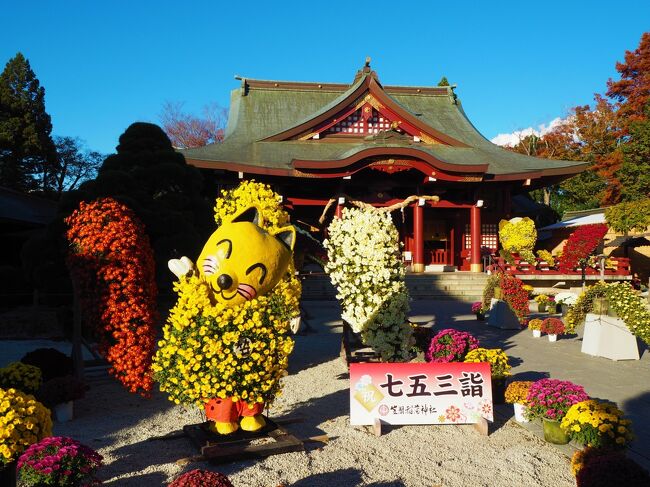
top-left (212, 283), bottom-right (257, 301)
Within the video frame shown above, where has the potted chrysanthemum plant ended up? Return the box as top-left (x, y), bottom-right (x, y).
top-left (17, 436), bottom-right (103, 487)
top-left (541, 317), bottom-right (565, 342)
top-left (525, 378), bottom-right (589, 444)
top-left (504, 380), bottom-right (533, 423)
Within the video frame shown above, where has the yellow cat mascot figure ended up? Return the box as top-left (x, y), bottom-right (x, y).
top-left (153, 204), bottom-right (297, 435)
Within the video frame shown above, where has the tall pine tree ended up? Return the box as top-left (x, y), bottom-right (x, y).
top-left (0, 53), bottom-right (57, 192)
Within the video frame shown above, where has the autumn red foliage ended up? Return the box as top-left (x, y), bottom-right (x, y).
top-left (607, 32), bottom-right (650, 127)
top-left (558, 223), bottom-right (608, 273)
top-left (499, 273), bottom-right (529, 325)
top-left (66, 198), bottom-right (158, 395)
top-left (160, 101), bottom-right (225, 148)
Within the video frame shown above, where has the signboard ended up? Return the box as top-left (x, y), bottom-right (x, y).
top-left (350, 362), bottom-right (493, 425)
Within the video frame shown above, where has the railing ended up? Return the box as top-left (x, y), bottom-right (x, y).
top-left (485, 255), bottom-right (632, 276)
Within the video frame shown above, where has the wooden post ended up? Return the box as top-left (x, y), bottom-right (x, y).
top-left (470, 205), bottom-right (482, 272)
top-left (71, 280), bottom-right (84, 380)
top-left (335, 203), bottom-right (343, 219)
top-left (412, 203), bottom-right (424, 273)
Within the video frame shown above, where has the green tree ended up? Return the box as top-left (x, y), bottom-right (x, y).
top-left (62, 122), bottom-right (213, 290)
top-left (618, 108), bottom-right (650, 202)
top-left (605, 199), bottom-right (650, 234)
top-left (0, 53), bottom-right (56, 192)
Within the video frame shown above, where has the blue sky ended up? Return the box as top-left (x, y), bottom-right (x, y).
top-left (2, 0), bottom-right (649, 154)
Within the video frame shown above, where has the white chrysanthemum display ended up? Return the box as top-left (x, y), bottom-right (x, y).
top-left (324, 208), bottom-right (413, 361)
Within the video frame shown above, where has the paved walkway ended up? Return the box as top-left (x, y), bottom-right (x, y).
top-left (302, 299), bottom-right (650, 470)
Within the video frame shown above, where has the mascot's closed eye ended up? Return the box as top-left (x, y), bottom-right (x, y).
top-left (193, 205), bottom-right (295, 307)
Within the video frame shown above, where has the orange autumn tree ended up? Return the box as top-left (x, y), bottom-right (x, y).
top-left (66, 198), bottom-right (158, 395)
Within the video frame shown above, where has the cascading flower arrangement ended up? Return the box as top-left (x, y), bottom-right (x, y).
top-left (558, 223), bottom-right (608, 273)
top-left (565, 281), bottom-right (650, 344)
top-left (66, 198), bottom-right (158, 395)
top-left (525, 378), bottom-right (589, 421)
top-left (498, 217), bottom-right (537, 262)
top-left (324, 207), bottom-right (413, 361)
top-left (0, 362), bottom-right (42, 395)
top-left (153, 182), bottom-right (300, 410)
top-left (463, 348), bottom-right (511, 379)
top-left (17, 436), bottom-right (103, 487)
top-left (426, 329), bottom-right (479, 363)
top-left (561, 400), bottom-right (634, 449)
top-left (0, 388), bottom-right (52, 465)
top-left (498, 273), bottom-right (529, 324)
top-left (541, 317), bottom-right (565, 335)
top-left (168, 469), bottom-right (234, 487)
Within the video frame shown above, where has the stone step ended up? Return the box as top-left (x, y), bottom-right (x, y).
top-left (299, 273), bottom-right (489, 301)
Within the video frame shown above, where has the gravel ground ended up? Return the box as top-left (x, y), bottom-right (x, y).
top-left (54, 302), bottom-right (575, 486)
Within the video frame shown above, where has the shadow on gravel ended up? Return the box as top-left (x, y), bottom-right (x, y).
top-left (290, 467), bottom-right (406, 487)
top-left (103, 471), bottom-right (168, 486)
top-left (283, 388), bottom-right (349, 440)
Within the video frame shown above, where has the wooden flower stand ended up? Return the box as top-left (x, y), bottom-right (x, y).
top-left (181, 417), bottom-right (305, 464)
top-left (340, 321), bottom-right (382, 365)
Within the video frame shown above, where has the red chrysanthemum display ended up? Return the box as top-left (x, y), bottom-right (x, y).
top-left (499, 273), bottom-right (529, 325)
top-left (66, 198), bottom-right (158, 395)
top-left (558, 224), bottom-right (608, 273)
top-left (169, 469), bottom-right (234, 487)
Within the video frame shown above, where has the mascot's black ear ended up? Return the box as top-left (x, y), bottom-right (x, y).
top-left (232, 205), bottom-right (263, 226)
top-left (273, 225), bottom-right (296, 251)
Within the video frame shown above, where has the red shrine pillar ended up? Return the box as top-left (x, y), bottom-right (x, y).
top-left (412, 202), bottom-right (425, 273)
top-left (470, 205), bottom-right (482, 273)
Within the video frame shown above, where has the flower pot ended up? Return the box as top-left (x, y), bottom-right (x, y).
top-left (492, 377), bottom-right (506, 405)
top-left (542, 418), bottom-right (569, 444)
top-left (548, 334), bottom-right (558, 342)
top-left (54, 400), bottom-right (74, 422)
top-left (513, 402), bottom-right (528, 423)
top-left (538, 303), bottom-right (547, 313)
top-left (476, 312), bottom-right (485, 321)
top-left (532, 329), bottom-right (541, 338)
top-left (560, 304), bottom-right (569, 316)
top-left (0, 460), bottom-right (16, 487)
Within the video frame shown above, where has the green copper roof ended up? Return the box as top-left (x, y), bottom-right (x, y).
top-left (181, 72), bottom-right (586, 179)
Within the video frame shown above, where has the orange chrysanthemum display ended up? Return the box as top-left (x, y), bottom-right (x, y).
top-left (65, 198), bottom-right (158, 395)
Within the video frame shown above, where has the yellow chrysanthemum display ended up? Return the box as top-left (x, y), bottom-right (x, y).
top-left (0, 362), bottom-right (42, 395)
top-left (0, 387), bottom-right (52, 464)
top-left (561, 399), bottom-right (633, 449)
top-left (153, 181), bottom-right (301, 407)
top-left (498, 217), bottom-right (537, 263)
top-left (463, 348), bottom-right (511, 379)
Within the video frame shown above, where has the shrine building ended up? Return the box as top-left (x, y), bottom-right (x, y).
top-left (182, 61), bottom-right (586, 273)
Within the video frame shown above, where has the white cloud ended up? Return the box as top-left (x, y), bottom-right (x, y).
top-left (490, 117), bottom-right (566, 147)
